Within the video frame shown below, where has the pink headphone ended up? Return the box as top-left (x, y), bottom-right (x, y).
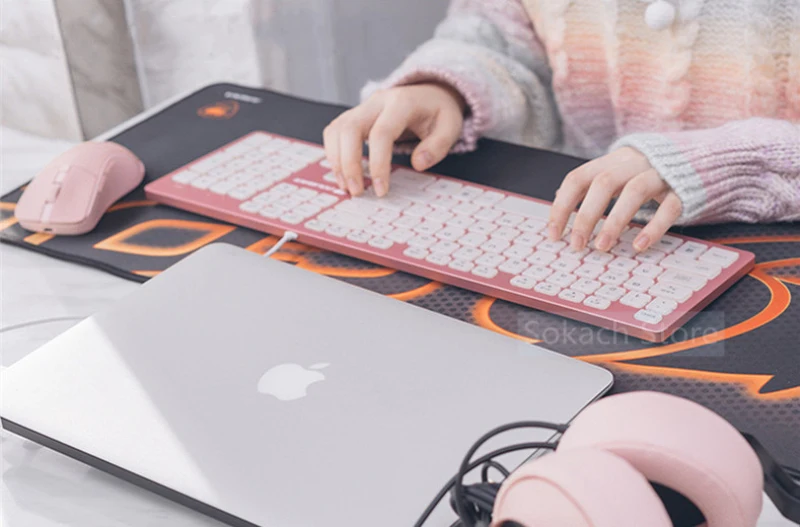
top-left (491, 391), bottom-right (764, 527)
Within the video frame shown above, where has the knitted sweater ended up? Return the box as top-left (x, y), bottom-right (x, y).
top-left (362, 0), bottom-right (800, 225)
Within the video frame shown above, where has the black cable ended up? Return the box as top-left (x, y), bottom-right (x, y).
top-left (481, 460), bottom-right (510, 482)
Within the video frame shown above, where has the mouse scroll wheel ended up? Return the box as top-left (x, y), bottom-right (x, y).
top-left (45, 185), bottom-right (61, 204)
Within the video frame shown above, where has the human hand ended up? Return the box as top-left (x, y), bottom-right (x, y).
top-left (547, 147), bottom-right (683, 253)
top-left (322, 83), bottom-right (466, 197)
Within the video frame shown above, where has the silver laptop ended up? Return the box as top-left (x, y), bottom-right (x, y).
top-left (1, 243), bottom-right (612, 527)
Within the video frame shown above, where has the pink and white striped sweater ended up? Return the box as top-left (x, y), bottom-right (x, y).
top-left (363, 0), bottom-right (800, 225)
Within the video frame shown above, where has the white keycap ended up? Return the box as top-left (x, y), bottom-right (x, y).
top-left (620, 291), bottom-right (652, 309)
top-left (496, 213), bottom-right (525, 228)
top-left (611, 242), bottom-right (637, 258)
top-left (294, 204), bottom-right (322, 218)
top-left (474, 191), bottom-right (505, 207)
top-left (368, 237), bottom-right (393, 250)
top-left (391, 168), bottom-right (436, 189)
top-left (404, 247), bottom-right (429, 260)
top-left (454, 187), bottom-right (484, 202)
top-left (510, 275), bottom-right (537, 290)
top-left (318, 210), bottom-right (370, 230)
top-left (436, 227), bottom-right (467, 242)
top-left (620, 227), bottom-right (643, 243)
top-left (585, 250), bottom-right (615, 265)
top-left (400, 188), bottom-right (438, 204)
top-left (661, 255), bottom-right (721, 279)
top-left (524, 266), bottom-right (554, 281)
top-left (428, 180), bottom-right (463, 195)
top-left (459, 232), bottom-right (488, 248)
top-left (538, 240), bottom-right (567, 254)
top-left (408, 235), bottom-right (437, 249)
top-left (446, 215), bottom-right (476, 230)
top-left (414, 221), bottom-right (444, 236)
top-left (173, 170), bottom-right (200, 184)
top-left (571, 278), bottom-right (602, 295)
top-left (596, 285), bottom-right (626, 301)
top-left (229, 187), bottom-right (258, 200)
top-left (239, 201), bottom-right (263, 213)
top-left (284, 158), bottom-right (308, 172)
top-left (387, 228), bottom-right (415, 244)
top-left (319, 159), bottom-right (332, 169)
top-left (192, 154), bottom-right (228, 172)
top-left (499, 259), bottom-right (529, 275)
top-left (453, 246), bottom-right (483, 262)
top-left (559, 289), bottom-right (586, 303)
top-left (624, 276), bottom-right (655, 293)
top-left (305, 219), bottom-right (329, 232)
top-left (271, 183), bottom-right (299, 195)
top-left (251, 177), bottom-right (273, 191)
top-left (393, 215), bottom-right (422, 230)
top-left (527, 251), bottom-right (558, 267)
top-left (633, 263), bottom-right (664, 279)
top-left (550, 258), bottom-right (581, 274)
top-left (574, 263), bottom-right (604, 280)
top-left (240, 133), bottom-right (274, 148)
top-left (476, 253), bottom-right (506, 268)
top-left (253, 192), bottom-right (281, 205)
top-left (295, 188), bottom-right (318, 200)
top-left (608, 257), bottom-right (639, 273)
top-left (492, 227), bottom-right (521, 242)
top-left (453, 202), bottom-right (482, 216)
top-left (516, 233), bottom-right (544, 247)
top-left (190, 176), bottom-right (216, 189)
top-left (426, 253), bottom-right (452, 266)
top-left (371, 209), bottom-right (401, 224)
top-left (380, 196), bottom-right (413, 212)
top-left (323, 172), bottom-right (339, 184)
top-left (652, 235), bottom-right (683, 253)
top-left (647, 298), bottom-right (678, 316)
top-left (267, 167), bottom-right (292, 181)
top-left (658, 269), bottom-right (708, 291)
top-left (346, 230), bottom-right (372, 243)
top-left (274, 196), bottom-right (306, 210)
top-left (534, 282), bottom-right (561, 296)
top-left (326, 225), bottom-right (351, 237)
top-left (674, 241), bottom-right (708, 258)
top-left (449, 259), bottom-right (475, 272)
top-left (366, 222), bottom-right (393, 236)
top-left (636, 248), bottom-right (667, 265)
top-left (518, 219), bottom-right (547, 233)
top-left (481, 239), bottom-right (511, 254)
top-left (547, 271), bottom-right (577, 288)
top-left (431, 241), bottom-right (460, 255)
top-left (427, 208), bottom-right (455, 223)
top-left (634, 310), bottom-right (663, 325)
top-left (494, 196), bottom-right (552, 220)
top-left (699, 247), bottom-right (739, 268)
top-left (259, 206), bottom-right (283, 219)
top-left (431, 197), bottom-right (460, 211)
top-left (648, 282), bottom-right (693, 303)
top-left (404, 204), bottom-right (433, 218)
top-left (560, 247), bottom-right (591, 261)
top-left (504, 245), bottom-right (534, 261)
top-left (472, 266), bottom-right (499, 279)
top-left (474, 208), bottom-right (503, 222)
top-left (469, 221), bottom-right (499, 235)
top-left (584, 296), bottom-right (611, 310)
top-left (598, 269), bottom-right (629, 286)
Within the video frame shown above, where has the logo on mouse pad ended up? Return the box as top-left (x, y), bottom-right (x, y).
top-left (257, 363), bottom-right (329, 401)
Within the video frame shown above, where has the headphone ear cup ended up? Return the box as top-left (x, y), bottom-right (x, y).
top-left (491, 448), bottom-right (672, 527)
top-left (558, 391), bottom-right (763, 527)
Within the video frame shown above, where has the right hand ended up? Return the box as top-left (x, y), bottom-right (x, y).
top-left (323, 83), bottom-right (466, 197)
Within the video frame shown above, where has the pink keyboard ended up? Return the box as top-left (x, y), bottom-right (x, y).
top-left (145, 131), bottom-right (755, 342)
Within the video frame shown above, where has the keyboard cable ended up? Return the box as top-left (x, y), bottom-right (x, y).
top-left (264, 231), bottom-right (299, 258)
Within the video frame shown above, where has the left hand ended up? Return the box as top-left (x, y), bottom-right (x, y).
top-left (547, 147), bottom-right (683, 253)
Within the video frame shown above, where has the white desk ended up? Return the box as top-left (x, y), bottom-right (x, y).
top-left (0, 126), bottom-right (793, 526)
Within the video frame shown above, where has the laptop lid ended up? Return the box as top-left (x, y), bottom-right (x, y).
top-left (1, 243), bottom-right (612, 527)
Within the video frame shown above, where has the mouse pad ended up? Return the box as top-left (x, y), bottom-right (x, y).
top-left (2, 83), bottom-right (799, 472)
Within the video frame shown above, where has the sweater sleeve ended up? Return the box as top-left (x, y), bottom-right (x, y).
top-left (611, 118), bottom-right (800, 225)
top-left (361, 0), bottom-right (560, 153)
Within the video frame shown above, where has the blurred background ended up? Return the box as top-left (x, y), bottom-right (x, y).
top-left (1, 0), bottom-right (449, 141)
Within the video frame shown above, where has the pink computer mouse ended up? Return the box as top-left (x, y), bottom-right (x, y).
top-left (15, 141), bottom-right (145, 235)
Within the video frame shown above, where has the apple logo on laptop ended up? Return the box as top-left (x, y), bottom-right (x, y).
top-left (257, 363), bottom-right (329, 401)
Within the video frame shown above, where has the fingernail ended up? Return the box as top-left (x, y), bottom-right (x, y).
top-left (571, 232), bottom-right (586, 250)
top-left (417, 150), bottom-right (434, 169)
top-left (595, 233), bottom-right (611, 251)
top-left (373, 178), bottom-right (387, 197)
top-left (547, 222), bottom-right (561, 241)
top-left (634, 234), bottom-right (650, 252)
top-left (335, 171), bottom-right (345, 190)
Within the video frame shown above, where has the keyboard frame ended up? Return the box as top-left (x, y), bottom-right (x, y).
top-left (145, 131), bottom-right (756, 343)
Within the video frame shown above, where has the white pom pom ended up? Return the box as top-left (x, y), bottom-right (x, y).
top-left (645, 0), bottom-right (677, 30)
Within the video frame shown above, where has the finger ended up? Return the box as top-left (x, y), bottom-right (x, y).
top-left (368, 103), bottom-right (412, 197)
top-left (339, 110), bottom-right (377, 196)
top-left (410, 108), bottom-right (462, 172)
top-left (570, 172), bottom-right (630, 250)
top-left (635, 192), bottom-right (682, 251)
top-left (597, 169), bottom-right (668, 251)
top-left (322, 122), bottom-right (345, 190)
top-left (549, 148), bottom-right (651, 241)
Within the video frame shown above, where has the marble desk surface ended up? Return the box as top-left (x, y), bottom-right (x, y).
top-left (0, 126), bottom-right (794, 526)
